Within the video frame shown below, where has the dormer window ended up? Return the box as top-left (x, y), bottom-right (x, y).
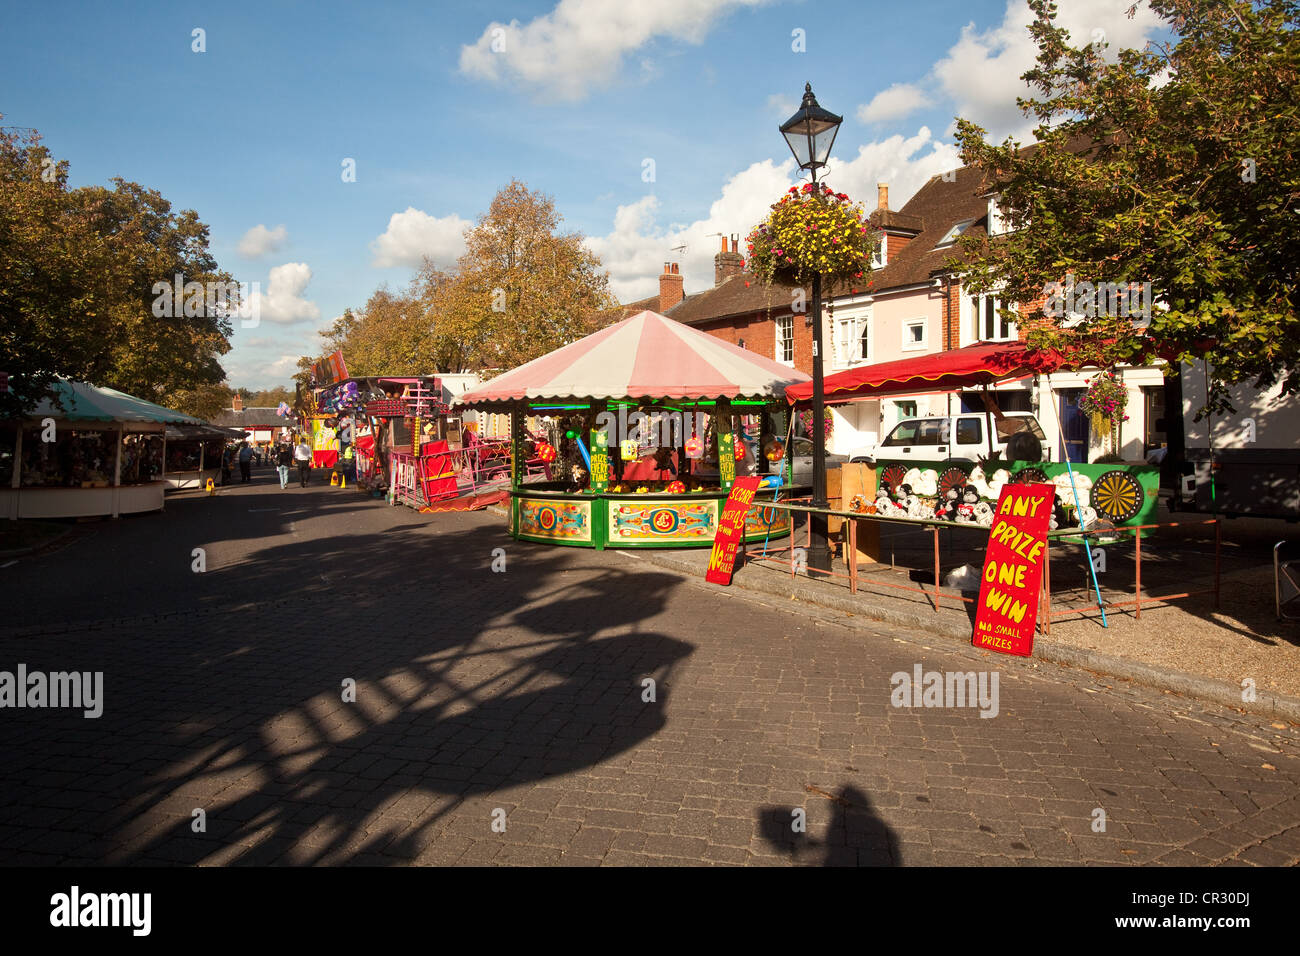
top-left (871, 231), bottom-right (887, 269)
top-left (987, 194), bottom-right (1009, 236)
top-left (935, 219), bottom-right (974, 248)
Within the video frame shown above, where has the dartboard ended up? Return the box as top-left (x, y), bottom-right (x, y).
top-left (1011, 467), bottom-right (1048, 485)
top-left (879, 464), bottom-right (908, 494)
top-left (1092, 469), bottom-right (1144, 523)
top-left (937, 466), bottom-right (969, 498)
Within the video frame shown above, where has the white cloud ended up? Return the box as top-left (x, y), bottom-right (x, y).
top-left (237, 224), bottom-right (288, 258)
top-left (238, 263), bottom-right (321, 326)
top-left (370, 207), bottom-right (470, 269)
top-left (586, 131), bottom-right (960, 303)
top-left (857, 84), bottom-right (931, 125)
top-left (459, 0), bottom-right (768, 102)
top-left (933, 0), bottom-right (1163, 140)
top-left (766, 93), bottom-right (796, 117)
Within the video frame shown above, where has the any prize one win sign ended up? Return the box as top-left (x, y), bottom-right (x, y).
top-left (972, 483), bottom-right (1054, 657)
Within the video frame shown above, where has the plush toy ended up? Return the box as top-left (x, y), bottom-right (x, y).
top-left (666, 479), bottom-right (686, 494)
top-left (915, 468), bottom-right (939, 497)
top-left (967, 465), bottom-right (990, 500)
top-left (875, 488), bottom-right (895, 516)
top-left (987, 468), bottom-right (1010, 500)
top-left (936, 486), bottom-right (959, 521)
top-left (1051, 494), bottom-right (1074, 531)
top-left (849, 493), bottom-right (867, 513)
top-left (1078, 505), bottom-right (1099, 529)
top-left (956, 484), bottom-right (980, 522)
top-left (973, 501), bottom-right (995, 526)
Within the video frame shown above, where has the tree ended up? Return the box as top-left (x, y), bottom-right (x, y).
top-left (167, 382), bottom-right (234, 420)
top-left (0, 121), bottom-right (234, 416)
top-left (439, 180), bottom-right (616, 370)
top-left (953, 0), bottom-right (1300, 405)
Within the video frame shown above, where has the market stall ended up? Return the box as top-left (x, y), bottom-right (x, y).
top-left (455, 309), bottom-right (810, 549)
top-left (0, 380), bottom-right (203, 519)
top-left (784, 340), bottom-right (1161, 529)
top-left (163, 423), bottom-right (244, 491)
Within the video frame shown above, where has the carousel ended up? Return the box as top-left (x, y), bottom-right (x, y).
top-left (454, 309), bottom-right (811, 550)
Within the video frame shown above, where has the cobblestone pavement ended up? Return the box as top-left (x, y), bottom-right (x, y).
top-left (1, 467), bottom-right (1298, 866)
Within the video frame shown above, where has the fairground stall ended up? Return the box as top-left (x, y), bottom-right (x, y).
top-left (454, 309), bottom-right (810, 549)
top-left (0, 380), bottom-right (203, 519)
top-left (785, 340), bottom-right (1161, 531)
top-left (162, 423), bottom-right (245, 491)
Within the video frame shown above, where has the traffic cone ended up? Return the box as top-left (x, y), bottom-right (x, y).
top-left (205, 478), bottom-right (215, 496)
top-left (330, 472), bottom-right (339, 486)
top-left (340, 474), bottom-right (346, 488)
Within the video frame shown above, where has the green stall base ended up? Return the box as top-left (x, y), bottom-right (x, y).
top-left (874, 459), bottom-right (1161, 529)
top-left (510, 489), bottom-right (792, 550)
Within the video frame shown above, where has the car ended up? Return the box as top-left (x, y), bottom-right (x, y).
top-left (848, 412), bottom-right (1051, 465)
top-left (787, 435), bottom-right (849, 486)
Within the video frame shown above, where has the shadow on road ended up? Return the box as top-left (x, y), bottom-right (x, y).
top-left (757, 785), bottom-right (900, 866)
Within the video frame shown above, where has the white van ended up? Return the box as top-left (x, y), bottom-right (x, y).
top-left (852, 412), bottom-right (1051, 464)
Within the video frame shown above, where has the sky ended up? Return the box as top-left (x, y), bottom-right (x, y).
top-left (0, 0), bottom-right (1167, 389)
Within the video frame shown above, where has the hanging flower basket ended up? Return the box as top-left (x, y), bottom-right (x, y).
top-left (797, 408), bottom-right (834, 441)
top-left (746, 184), bottom-right (878, 289)
top-left (1078, 368), bottom-right (1130, 439)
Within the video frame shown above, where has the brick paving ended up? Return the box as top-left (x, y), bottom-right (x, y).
top-left (0, 466), bottom-right (1298, 866)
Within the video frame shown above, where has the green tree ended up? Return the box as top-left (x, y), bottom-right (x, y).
top-left (953, 0), bottom-right (1300, 404)
top-left (0, 121), bottom-right (234, 416)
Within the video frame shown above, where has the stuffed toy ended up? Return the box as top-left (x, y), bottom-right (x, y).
top-left (956, 484), bottom-right (980, 522)
top-left (936, 486), bottom-right (959, 521)
top-left (973, 501), bottom-right (995, 527)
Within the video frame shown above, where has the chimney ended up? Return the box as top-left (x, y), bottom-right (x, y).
top-left (659, 261), bottom-right (684, 312)
top-left (714, 233), bottom-right (745, 286)
top-left (877, 183), bottom-right (889, 210)
top-left (232, 394), bottom-right (244, 412)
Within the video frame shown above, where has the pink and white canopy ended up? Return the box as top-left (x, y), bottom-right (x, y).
top-left (455, 310), bottom-right (811, 407)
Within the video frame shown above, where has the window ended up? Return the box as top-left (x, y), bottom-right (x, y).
top-left (871, 231), bottom-right (886, 269)
top-left (834, 313), bottom-right (869, 367)
top-left (971, 294), bottom-right (1017, 341)
top-left (987, 195), bottom-right (1009, 236)
top-left (936, 218), bottom-right (975, 248)
top-left (881, 421), bottom-right (918, 446)
top-left (956, 417), bottom-right (983, 445)
top-left (776, 315), bottom-right (793, 364)
top-left (902, 319), bottom-right (927, 351)
top-left (894, 401), bottom-right (916, 422)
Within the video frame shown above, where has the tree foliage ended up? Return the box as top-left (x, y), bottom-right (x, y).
top-left (953, 0), bottom-right (1300, 401)
top-left (0, 122), bottom-right (234, 417)
top-left (299, 179), bottom-right (617, 381)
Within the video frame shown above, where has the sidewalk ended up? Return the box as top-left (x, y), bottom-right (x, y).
top-left (612, 513), bottom-right (1300, 721)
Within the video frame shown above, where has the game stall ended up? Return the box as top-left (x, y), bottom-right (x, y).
top-left (162, 423), bottom-right (245, 491)
top-left (0, 380), bottom-right (204, 519)
top-left (454, 309), bottom-right (811, 549)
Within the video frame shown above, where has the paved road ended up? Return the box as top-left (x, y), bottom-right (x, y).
top-left (1, 464), bottom-right (1298, 865)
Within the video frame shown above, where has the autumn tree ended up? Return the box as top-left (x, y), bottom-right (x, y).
top-left (439, 180), bottom-right (616, 370)
top-left (0, 121), bottom-right (235, 417)
top-left (953, 0), bottom-right (1300, 403)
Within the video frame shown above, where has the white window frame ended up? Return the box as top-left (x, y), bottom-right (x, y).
top-left (987, 195), bottom-right (1008, 237)
top-left (871, 230), bottom-right (887, 269)
top-left (970, 291), bottom-right (1018, 342)
top-left (902, 318), bottom-right (928, 352)
top-left (831, 305), bottom-right (872, 369)
top-left (776, 314), bottom-right (794, 366)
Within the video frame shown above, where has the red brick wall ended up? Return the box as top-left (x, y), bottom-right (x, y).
top-left (695, 309), bottom-right (815, 376)
top-left (884, 232), bottom-right (913, 260)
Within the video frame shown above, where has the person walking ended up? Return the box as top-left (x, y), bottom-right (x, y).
top-left (276, 442), bottom-right (293, 489)
top-left (294, 436), bottom-right (313, 487)
top-left (238, 442), bottom-right (253, 483)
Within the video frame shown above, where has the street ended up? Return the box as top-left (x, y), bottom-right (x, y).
top-left (1, 465), bottom-right (1297, 866)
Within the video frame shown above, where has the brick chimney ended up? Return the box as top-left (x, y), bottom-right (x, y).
top-left (232, 394), bottom-right (244, 412)
top-left (877, 183), bottom-right (889, 210)
top-left (714, 235), bottom-right (745, 286)
top-left (658, 262), bottom-right (684, 312)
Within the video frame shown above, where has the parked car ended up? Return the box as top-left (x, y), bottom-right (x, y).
top-left (788, 436), bottom-right (849, 486)
top-left (848, 412), bottom-right (1051, 465)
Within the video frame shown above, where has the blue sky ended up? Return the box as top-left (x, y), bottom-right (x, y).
top-left (1, 0), bottom-right (1166, 389)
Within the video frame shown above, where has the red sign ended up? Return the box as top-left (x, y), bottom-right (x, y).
top-left (312, 350), bottom-right (348, 386)
top-left (972, 483), bottom-right (1054, 657)
top-left (705, 477), bottom-right (761, 585)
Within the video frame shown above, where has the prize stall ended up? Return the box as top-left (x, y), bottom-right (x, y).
top-left (454, 309), bottom-right (810, 550)
top-left (785, 340), bottom-right (1162, 531)
top-left (163, 423), bottom-right (244, 491)
top-left (0, 380), bottom-right (203, 520)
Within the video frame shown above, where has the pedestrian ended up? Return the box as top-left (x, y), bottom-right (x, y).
top-left (238, 442), bottom-right (253, 483)
top-left (294, 436), bottom-right (313, 487)
top-left (276, 442), bottom-right (293, 489)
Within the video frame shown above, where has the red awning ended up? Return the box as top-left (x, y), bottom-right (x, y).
top-left (785, 341), bottom-right (1071, 404)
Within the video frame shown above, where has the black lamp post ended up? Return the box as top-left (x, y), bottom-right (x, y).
top-left (780, 82), bottom-right (842, 574)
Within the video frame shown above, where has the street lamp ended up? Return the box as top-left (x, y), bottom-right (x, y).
top-left (780, 82), bottom-right (842, 574)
